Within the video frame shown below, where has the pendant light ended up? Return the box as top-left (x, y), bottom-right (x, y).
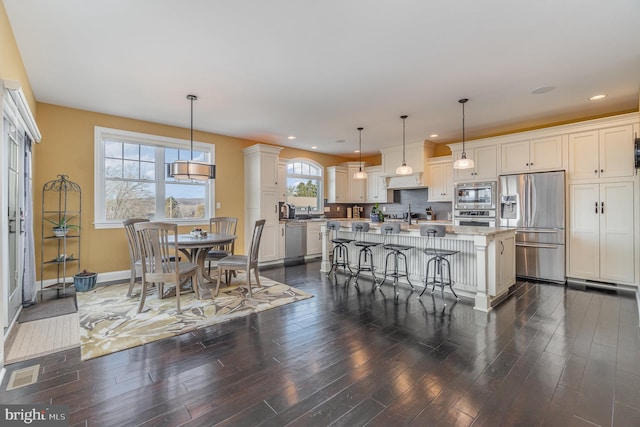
top-left (395, 115), bottom-right (413, 175)
top-left (353, 127), bottom-right (368, 180)
top-left (453, 98), bottom-right (475, 170)
top-left (168, 94), bottom-right (216, 180)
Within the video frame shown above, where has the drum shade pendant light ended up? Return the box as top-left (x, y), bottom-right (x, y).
top-left (353, 127), bottom-right (368, 180)
top-left (453, 98), bottom-right (475, 170)
top-left (395, 115), bottom-right (413, 175)
top-left (168, 94), bottom-right (216, 180)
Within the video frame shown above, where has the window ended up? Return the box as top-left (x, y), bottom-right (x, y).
top-left (285, 159), bottom-right (323, 214)
top-left (94, 127), bottom-right (215, 228)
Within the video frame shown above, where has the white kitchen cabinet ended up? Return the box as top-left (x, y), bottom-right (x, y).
top-left (244, 144), bottom-right (282, 262)
top-left (346, 163), bottom-right (366, 203)
top-left (495, 233), bottom-right (516, 296)
top-left (365, 166), bottom-right (392, 203)
top-left (326, 166), bottom-right (348, 203)
top-left (278, 223), bottom-right (286, 260)
top-left (568, 181), bottom-right (635, 284)
top-left (568, 125), bottom-right (634, 180)
top-left (306, 221), bottom-right (323, 256)
top-left (426, 157), bottom-right (453, 202)
top-left (452, 145), bottom-right (497, 182)
top-left (500, 136), bottom-right (563, 174)
top-left (277, 160), bottom-right (287, 202)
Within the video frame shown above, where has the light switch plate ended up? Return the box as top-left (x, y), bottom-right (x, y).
top-left (324, 207), bottom-right (330, 212)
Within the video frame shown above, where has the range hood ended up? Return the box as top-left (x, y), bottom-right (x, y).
top-left (381, 172), bottom-right (427, 189)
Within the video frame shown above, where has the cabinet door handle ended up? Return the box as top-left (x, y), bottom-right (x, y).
top-left (281, 228), bottom-right (284, 236)
top-left (594, 169), bottom-right (598, 174)
top-left (601, 202), bottom-right (604, 214)
top-left (525, 163), bottom-right (529, 166)
top-left (275, 204), bottom-right (278, 213)
top-left (500, 241), bottom-right (504, 255)
top-left (595, 201), bottom-right (598, 214)
top-left (318, 232), bottom-right (322, 241)
top-left (600, 169), bottom-right (604, 173)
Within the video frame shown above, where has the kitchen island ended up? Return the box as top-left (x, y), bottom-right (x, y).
top-left (320, 221), bottom-right (516, 311)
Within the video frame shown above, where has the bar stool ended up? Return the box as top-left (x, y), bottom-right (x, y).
top-left (375, 222), bottom-right (415, 295)
top-left (351, 222), bottom-right (381, 286)
top-left (419, 224), bottom-right (461, 305)
top-left (326, 221), bottom-right (353, 276)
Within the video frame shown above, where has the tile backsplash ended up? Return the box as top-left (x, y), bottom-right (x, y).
top-left (324, 188), bottom-right (453, 221)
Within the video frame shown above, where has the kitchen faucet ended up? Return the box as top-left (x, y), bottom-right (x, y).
top-left (407, 203), bottom-right (412, 225)
top-left (307, 205), bottom-right (311, 215)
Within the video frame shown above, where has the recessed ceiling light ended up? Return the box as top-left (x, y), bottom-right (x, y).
top-left (354, 150), bottom-right (360, 153)
top-left (531, 86), bottom-right (556, 95)
top-left (590, 94), bottom-right (607, 101)
top-left (311, 146), bottom-right (317, 150)
top-left (430, 134), bottom-right (439, 138)
top-left (287, 136), bottom-right (296, 140)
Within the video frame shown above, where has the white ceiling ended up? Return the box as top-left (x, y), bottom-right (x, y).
top-left (5, 0), bottom-right (640, 157)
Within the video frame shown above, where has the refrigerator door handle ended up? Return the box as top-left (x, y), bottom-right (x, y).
top-left (516, 228), bottom-right (560, 234)
top-left (516, 242), bottom-right (561, 249)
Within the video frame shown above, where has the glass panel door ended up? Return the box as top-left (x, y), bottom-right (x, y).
top-left (5, 116), bottom-right (23, 325)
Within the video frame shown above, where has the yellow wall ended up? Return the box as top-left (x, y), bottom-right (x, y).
top-left (34, 104), bottom-right (347, 279)
top-left (0, 2), bottom-right (36, 113)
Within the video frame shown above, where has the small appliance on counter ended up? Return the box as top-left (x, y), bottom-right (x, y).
top-left (279, 202), bottom-right (296, 219)
top-left (346, 207), bottom-right (353, 218)
top-left (353, 205), bottom-right (361, 219)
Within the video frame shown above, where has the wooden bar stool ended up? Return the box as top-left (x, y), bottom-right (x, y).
top-left (375, 222), bottom-right (415, 295)
top-left (326, 221), bottom-right (353, 276)
top-left (419, 224), bottom-right (461, 305)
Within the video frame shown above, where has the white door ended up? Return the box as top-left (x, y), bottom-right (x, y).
top-left (4, 115), bottom-right (24, 325)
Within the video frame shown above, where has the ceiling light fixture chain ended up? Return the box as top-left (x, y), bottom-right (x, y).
top-left (353, 127), bottom-right (368, 180)
top-left (396, 115), bottom-right (413, 175)
top-left (453, 98), bottom-right (475, 170)
top-left (168, 94), bottom-right (216, 180)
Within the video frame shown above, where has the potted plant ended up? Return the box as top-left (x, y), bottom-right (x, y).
top-left (74, 269), bottom-right (97, 292)
top-left (370, 203), bottom-right (384, 223)
top-left (46, 215), bottom-right (79, 237)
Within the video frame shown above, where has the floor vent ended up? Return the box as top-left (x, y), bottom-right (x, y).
top-left (5, 364), bottom-right (40, 391)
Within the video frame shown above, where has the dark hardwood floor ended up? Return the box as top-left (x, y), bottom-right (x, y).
top-left (2, 260), bottom-right (640, 426)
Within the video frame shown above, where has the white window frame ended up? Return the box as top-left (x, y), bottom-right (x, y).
top-left (285, 158), bottom-right (324, 215)
top-left (94, 126), bottom-right (215, 229)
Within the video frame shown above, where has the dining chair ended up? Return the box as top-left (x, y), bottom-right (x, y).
top-left (134, 222), bottom-right (198, 314)
top-left (206, 217), bottom-right (238, 279)
top-left (123, 218), bottom-right (149, 297)
top-left (215, 219), bottom-right (266, 298)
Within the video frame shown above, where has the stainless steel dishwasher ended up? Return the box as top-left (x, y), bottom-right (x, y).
top-left (285, 221), bottom-right (307, 266)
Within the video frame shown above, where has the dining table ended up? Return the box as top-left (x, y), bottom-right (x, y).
top-left (169, 233), bottom-right (237, 298)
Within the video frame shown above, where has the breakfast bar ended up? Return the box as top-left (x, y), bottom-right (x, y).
top-left (321, 221), bottom-right (516, 312)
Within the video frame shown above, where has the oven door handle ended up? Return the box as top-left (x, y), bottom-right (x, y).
top-left (515, 228), bottom-right (560, 234)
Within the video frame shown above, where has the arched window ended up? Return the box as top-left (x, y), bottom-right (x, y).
top-left (285, 159), bottom-right (324, 214)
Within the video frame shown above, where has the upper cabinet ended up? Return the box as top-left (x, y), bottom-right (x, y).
top-left (326, 166), bottom-right (348, 203)
top-left (380, 141), bottom-right (435, 188)
top-left (277, 159), bottom-right (287, 202)
top-left (346, 162), bottom-right (366, 203)
top-left (568, 125), bottom-right (635, 180)
top-left (452, 145), bottom-right (498, 182)
top-left (500, 136), bottom-right (563, 174)
top-left (426, 157), bottom-right (453, 202)
top-left (365, 165), bottom-right (392, 203)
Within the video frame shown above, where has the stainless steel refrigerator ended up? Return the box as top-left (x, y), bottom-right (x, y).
top-left (499, 171), bottom-right (566, 283)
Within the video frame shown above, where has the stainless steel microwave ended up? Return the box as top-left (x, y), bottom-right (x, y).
top-left (454, 181), bottom-right (497, 210)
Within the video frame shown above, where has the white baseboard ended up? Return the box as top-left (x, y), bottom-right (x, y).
top-left (40, 270), bottom-right (131, 289)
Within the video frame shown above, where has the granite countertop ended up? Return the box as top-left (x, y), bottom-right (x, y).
top-left (331, 219), bottom-right (514, 237)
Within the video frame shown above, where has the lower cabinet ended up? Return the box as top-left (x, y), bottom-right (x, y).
top-left (278, 223), bottom-right (285, 260)
top-left (306, 222), bottom-right (323, 256)
top-left (489, 232), bottom-right (516, 296)
top-left (569, 181), bottom-right (635, 284)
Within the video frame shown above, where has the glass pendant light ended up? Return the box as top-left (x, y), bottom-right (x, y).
top-left (453, 98), bottom-right (475, 170)
top-left (168, 94), bottom-right (216, 180)
top-left (353, 127), bottom-right (368, 180)
top-left (395, 115), bottom-right (413, 175)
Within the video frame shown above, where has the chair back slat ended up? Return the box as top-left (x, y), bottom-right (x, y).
top-left (135, 222), bottom-right (179, 283)
top-left (210, 217), bottom-right (238, 254)
top-left (248, 220), bottom-right (266, 267)
top-left (123, 218), bottom-right (149, 266)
